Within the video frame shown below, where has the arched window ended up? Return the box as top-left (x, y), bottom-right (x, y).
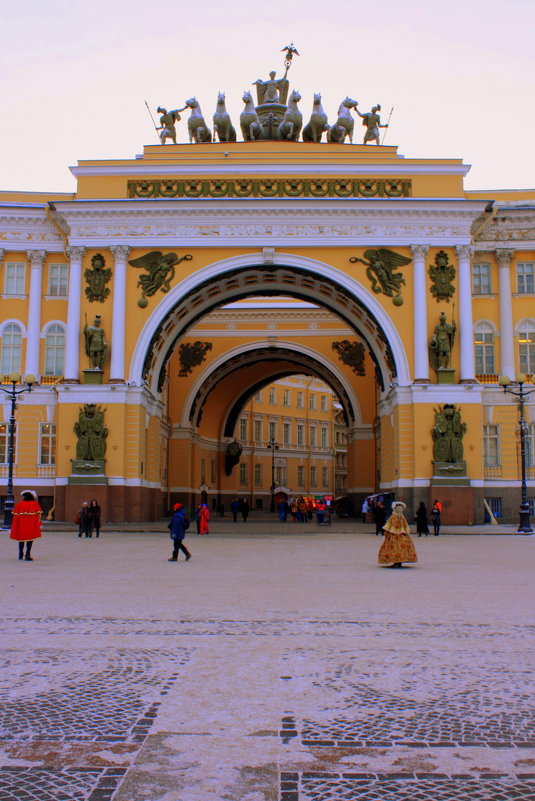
top-left (44, 324), bottom-right (65, 376)
top-left (474, 322), bottom-right (495, 375)
top-left (1, 323), bottom-right (22, 375)
top-left (518, 321), bottom-right (535, 374)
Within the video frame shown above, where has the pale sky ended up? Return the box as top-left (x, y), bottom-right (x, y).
top-left (1, 0), bottom-right (533, 194)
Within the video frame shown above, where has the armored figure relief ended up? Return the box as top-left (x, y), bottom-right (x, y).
top-left (129, 251), bottom-right (193, 307)
top-left (74, 403), bottom-right (108, 461)
top-left (350, 248), bottom-right (410, 305)
top-left (430, 311), bottom-right (457, 369)
top-left (213, 93), bottom-right (236, 142)
top-left (85, 253), bottom-right (111, 302)
top-left (432, 404), bottom-right (466, 463)
top-left (355, 104), bottom-right (388, 145)
top-left (84, 314), bottom-right (108, 369)
top-left (302, 93), bottom-right (329, 142)
top-left (429, 250), bottom-right (456, 301)
top-left (157, 106), bottom-right (186, 145)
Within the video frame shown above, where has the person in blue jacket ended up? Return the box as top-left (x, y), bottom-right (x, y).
top-left (168, 502), bottom-right (192, 562)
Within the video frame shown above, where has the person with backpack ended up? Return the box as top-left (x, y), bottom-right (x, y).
top-left (167, 502), bottom-right (191, 562)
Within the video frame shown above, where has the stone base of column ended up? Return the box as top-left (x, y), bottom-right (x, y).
top-left (108, 378), bottom-right (126, 384)
top-left (413, 378), bottom-right (431, 384)
top-left (459, 378), bottom-right (478, 384)
top-left (62, 379), bottom-right (80, 384)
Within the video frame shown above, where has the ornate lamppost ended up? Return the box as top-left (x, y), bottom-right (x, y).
top-left (499, 373), bottom-right (535, 534)
top-left (1, 372), bottom-right (36, 529)
top-left (267, 437), bottom-right (279, 512)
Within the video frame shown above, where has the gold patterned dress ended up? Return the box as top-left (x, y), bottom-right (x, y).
top-left (378, 509), bottom-right (418, 566)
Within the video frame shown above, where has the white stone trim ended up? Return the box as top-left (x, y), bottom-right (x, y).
top-left (40, 320), bottom-right (67, 338)
top-left (0, 318), bottom-right (27, 337)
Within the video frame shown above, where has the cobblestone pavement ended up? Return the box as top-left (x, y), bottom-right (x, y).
top-left (0, 529), bottom-right (534, 800)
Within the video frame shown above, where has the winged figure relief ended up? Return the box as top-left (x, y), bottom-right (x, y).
top-left (129, 251), bottom-right (192, 307)
top-left (350, 248), bottom-right (411, 305)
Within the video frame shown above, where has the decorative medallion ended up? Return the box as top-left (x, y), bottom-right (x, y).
top-left (350, 248), bottom-right (411, 305)
top-left (178, 341), bottom-right (213, 377)
top-left (429, 250), bottom-right (456, 302)
top-left (84, 253), bottom-right (112, 303)
top-left (129, 251), bottom-right (193, 307)
top-left (332, 340), bottom-right (366, 376)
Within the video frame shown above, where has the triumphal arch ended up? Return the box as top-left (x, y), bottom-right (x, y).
top-left (1, 59), bottom-right (534, 523)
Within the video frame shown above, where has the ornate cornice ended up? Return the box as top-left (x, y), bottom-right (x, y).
top-left (0, 211), bottom-right (63, 250)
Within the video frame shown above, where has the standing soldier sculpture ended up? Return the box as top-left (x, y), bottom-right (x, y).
top-left (355, 104), bottom-right (388, 145)
top-left (430, 311), bottom-right (456, 370)
top-left (84, 314), bottom-right (108, 369)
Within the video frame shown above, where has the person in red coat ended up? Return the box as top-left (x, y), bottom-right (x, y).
top-left (199, 503), bottom-right (210, 535)
top-left (10, 490), bottom-right (42, 561)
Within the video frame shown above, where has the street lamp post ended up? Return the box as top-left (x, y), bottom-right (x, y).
top-left (499, 373), bottom-right (535, 534)
top-left (1, 372), bottom-right (36, 529)
top-left (267, 437), bottom-right (279, 512)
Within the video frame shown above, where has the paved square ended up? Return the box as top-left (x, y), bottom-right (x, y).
top-left (1, 523), bottom-right (534, 800)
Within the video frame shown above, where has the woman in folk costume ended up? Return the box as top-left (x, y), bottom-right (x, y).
top-left (378, 501), bottom-right (418, 569)
top-left (10, 490), bottom-right (42, 561)
top-left (199, 503), bottom-right (210, 535)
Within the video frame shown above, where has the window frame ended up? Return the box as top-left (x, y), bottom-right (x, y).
top-left (472, 262), bottom-right (492, 295)
top-left (4, 263), bottom-right (26, 296)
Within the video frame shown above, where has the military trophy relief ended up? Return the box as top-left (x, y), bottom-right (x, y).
top-left (85, 253), bottom-right (112, 303)
top-left (69, 403), bottom-right (109, 484)
top-left (332, 340), bottom-right (366, 376)
top-left (128, 251), bottom-right (193, 307)
top-left (178, 342), bottom-right (213, 378)
top-left (431, 403), bottom-right (468, 482)
top-left (349, 248), bottom-right (411, 305)
top-left (429, 250), bottom-right (456, 302)
top-left (145, 43), bottom-right (392, 146)
top-left (429, 310), bottom-right (456, 384)
top-left (83, 314), bottom-right (108, 384)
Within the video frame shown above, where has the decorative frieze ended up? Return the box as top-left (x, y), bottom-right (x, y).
top-left (127, 178), bottom-right (412, 200)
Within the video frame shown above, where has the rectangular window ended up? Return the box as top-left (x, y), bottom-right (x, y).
top-left (474, 332), bottom-right (495, 374)
top-left (297, 424), bottom-right (304, 446)
top-left (0, 423), bottom-right (8, 463)
top-left (283, 422), bottom-right (291, 445)
top-left (483, 424), bottom-right (500, 467)
top-left (276, 465), bottom-right (286, 485)
top-left (310, 466), bottom-right (317, 487)
top-left (39, 422), bottom-right (56, 465)
top-left (254, 463), bottom-right (262, 486)
top-left (321, 427), bottom-right (328, 448)
top-left (239, 418), bottom-right (247, 441)
top-left (309, 394), bottom-right (316, 410)
top-left (321, 395), bottom-right (327, 411)
top-left (239, 463), bottom-right (247, 486)
top-left (489, 497), bottom-right (502, 519)
top-left (269, 421), bottom-right (277, 441)
top-left (254, 419), bottom-right (262, 443)
top-left (254, 390), bottom-right (262, 402)
top-left (4, 263), bottom-right (25, 295)
top-left (309, 426), bottom-right (317, 447)
top-left (283, 390), bottom-right (290, 407)
top-left (322, 466), bottom-right (328, 487)
top-left (269, 387), bottom-right (276, 405)
top-left (472, 263), bottom-right (492, 295)
top-left (297, 391), bottom-right (304, 408)
top-left (48, 263), bottom-right (68, 296)
top-left (297, 465), bottom-right (304, 486)
top-left (519, 335), bottom-right (535, 374)
top-left (517, 263), bottom-right (535, 294)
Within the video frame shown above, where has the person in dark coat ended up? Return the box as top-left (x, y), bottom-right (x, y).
top-left (374, 501), bottom-right (387, 536)
top-left (415, 501), bottom-right (429, 537)
top-left (240, 498), bottom-right (250, 522)
top-left (10, 490), bottom-right (42, 561)
top-left (231, 497), bottom-right (240, 523)
top-left (168, 503), bottom-right (191, 562)
top-left (431, 499), bottom-right (442, 536)
top-left (87, 499), bottom-right (101, 538)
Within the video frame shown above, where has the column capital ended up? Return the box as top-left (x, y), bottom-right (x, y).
top-left (26, 249), bottom-right (47, 267)
top-left (495, 248), bottom-right (514, 269)
top-left (455, 245), bottom-right (474, 260)
top-left (110, 245), bottom-right (131, 260)
top-left (410, 244), bottom-right (430, 259)
top-left (66, 246), bottom-right (86, 260)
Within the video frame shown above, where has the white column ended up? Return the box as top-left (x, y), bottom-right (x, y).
top-left (64, 246), bottom-right (85, 382)
top-left (411, 244), bottom-right (430, 382)
top-left (456, 245), bottom-right (475, 382)
top-left (496, 249), bottom-right (515, 379)
top-left (109, 246), bottom-right (130, 382)
top-left (25, 250), bottom-right (46, 379)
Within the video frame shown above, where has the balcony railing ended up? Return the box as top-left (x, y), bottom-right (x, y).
top-left (477, 374), bottom-right (499, 384)
top-left (484, 466), bottom-right (502, 478)
top-left (37, 465), bottom-right (56, 478)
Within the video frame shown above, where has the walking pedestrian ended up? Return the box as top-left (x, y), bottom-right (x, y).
top-left (240, 497), bottom-right (250, 522)
top-left (290, 500), bottom-right (298, 522)
top-left (374, 500), bottom-right (387, 536)
top-left (10, 490), bottom-right (42, 561)
top-left (277, 498), bottom-right (288, 522)
top-left (80, 501), bottom-right (91, 537)
top-left (231, 497), bottom-right (240, 523)
top-left (361, 497), bottom-right (369, 523)
top-left (316, 500), bottom-right (326, 525)
top-left (378, 501), bottom-right (418, 568)
top-left (415, 501), bottom-right (429, 537)
top-left (167, 503), bottom-right (191, 562)
top-left (87, 499), bottom-right (101, 538)
top-left (431, 499), bottom-right (442, 536)
top-left (199, 503), bottom-right (210, 534)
